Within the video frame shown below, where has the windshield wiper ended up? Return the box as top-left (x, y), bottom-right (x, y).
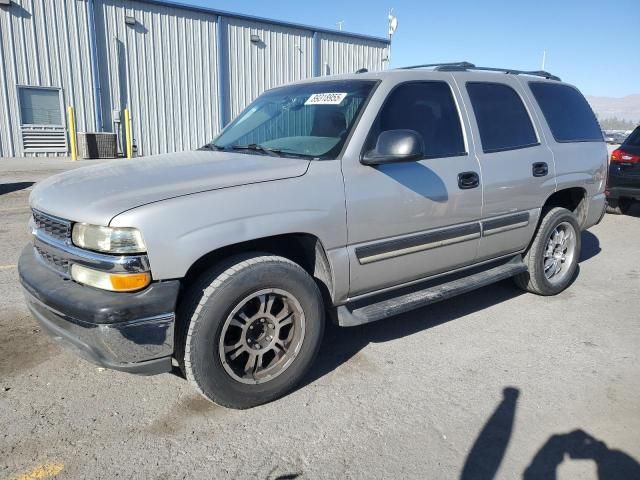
top-left (229, 144), bottom-right (284, 157)
top-left (198, 142), bottom-right (224, 151)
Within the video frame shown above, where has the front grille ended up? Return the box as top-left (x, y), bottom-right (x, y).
top-left (32, 209), bottom-right (72, 242)
top-left (34, 244), bottom-right (70, 275)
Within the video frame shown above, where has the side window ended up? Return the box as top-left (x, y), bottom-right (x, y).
top-left (18, 87), bottom-right (63, 126)
top-left (466, 82), bottom-right (538, 153)
top-left (365, 81), bottom-right (466, 158)
top-left (529, 83), bottom-right (602, 142)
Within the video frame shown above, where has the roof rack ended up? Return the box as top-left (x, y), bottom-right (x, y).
top-left (398, 61), bottom-right (561, 81)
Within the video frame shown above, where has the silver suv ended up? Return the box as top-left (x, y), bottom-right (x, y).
top-left (19, 63), bottom-right (608, 409)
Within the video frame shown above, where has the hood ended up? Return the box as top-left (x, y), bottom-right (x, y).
top-left (30, 151), bottom-right (310, 225)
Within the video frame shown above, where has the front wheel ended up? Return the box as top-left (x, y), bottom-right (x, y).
top-left (177, 254), bottom-right (325, 409)
top-left (514, 207), bottom-right (581, 296)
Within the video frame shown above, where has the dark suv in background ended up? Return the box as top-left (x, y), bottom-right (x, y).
top-left (607, 126), bottom-right (640, 214)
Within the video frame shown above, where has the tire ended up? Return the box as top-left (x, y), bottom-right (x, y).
top-left (606, 198), bottom-right (631, 215)
top-left (514, 207), bottom-right (582, 296)
top-left (177, 253), bottom-right (325, 409)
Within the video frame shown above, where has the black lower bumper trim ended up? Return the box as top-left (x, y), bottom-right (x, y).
top-left (18, 244), bottom-right (180, 375)
top-left (18, 244), bottom-right (180, 325)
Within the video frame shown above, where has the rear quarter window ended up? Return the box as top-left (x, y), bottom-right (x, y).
top-left (529, 82), bottom-right (603, 143)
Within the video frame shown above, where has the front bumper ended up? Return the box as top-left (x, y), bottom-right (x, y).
top-left (18, 245), bottom-right (180, 375)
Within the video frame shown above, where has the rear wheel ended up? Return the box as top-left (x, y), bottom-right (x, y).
top-left (514, 207), bottom-right (581, 296)
top-left (606, 197), bottom-right (631, 215)
top-left (177, 254), bottom-right (324, 409)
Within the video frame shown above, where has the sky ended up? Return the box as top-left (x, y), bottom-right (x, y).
top-left (179, 0), bottom-right (638, 98)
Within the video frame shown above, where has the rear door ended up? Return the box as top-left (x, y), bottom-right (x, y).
top-left (454, 74), bottom-right (555, 261)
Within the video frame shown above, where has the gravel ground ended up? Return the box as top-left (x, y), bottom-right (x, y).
top-left (1, 157), bottom-right (639, 480)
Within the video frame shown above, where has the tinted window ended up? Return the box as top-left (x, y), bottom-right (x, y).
top-left (466, 82), bottom-right (538, 153)
top-left (529, 82), bottom-right (602, 142)
top-left (365, 81), bottom-right (466, 158)
top-left (623, 127), bottom-right (640, 147)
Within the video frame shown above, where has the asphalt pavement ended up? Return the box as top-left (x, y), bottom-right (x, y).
top-left (1, 157), bottom-right (639, 479)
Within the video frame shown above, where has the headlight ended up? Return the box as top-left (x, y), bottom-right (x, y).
top-left (71, 264), bottom-right (151, 292)
top-left (72, 223), bottom-right (146, 254)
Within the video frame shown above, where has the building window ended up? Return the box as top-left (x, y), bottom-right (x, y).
top-left (18, 86), bottom-right (63, 126)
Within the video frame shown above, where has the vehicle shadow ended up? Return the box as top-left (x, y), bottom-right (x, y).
top-left (0, 182), bottom-right (35, 196)
top-left (580, 230), bottom-right (601, 262)
top-left (302, 279), bottom-right (524, 389)
top-left (304, 231), bottom-right (600, 389)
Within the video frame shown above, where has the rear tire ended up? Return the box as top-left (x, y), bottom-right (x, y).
top-left (606, 198), bottom-right (631, 215)
top-left (177, 254), bottom-right (325, 409)
top-left (514, 207), bottom-right (581, 296)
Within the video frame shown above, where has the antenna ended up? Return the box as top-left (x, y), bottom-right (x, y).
top-left (541, 50), bottom-right (546, 70)
top-left (336, 20), bottom-right (344, 31)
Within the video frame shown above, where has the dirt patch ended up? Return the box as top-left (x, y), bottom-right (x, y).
top-left (0, 310), bottom-right (60, 378)
top-left (146, 394), bottom-right (226, 436)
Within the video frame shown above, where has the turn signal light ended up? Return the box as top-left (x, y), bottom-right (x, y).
top-left (109, 273), bottom-right (152, 291)
top-left (71, 264), bottom-right (151, 292)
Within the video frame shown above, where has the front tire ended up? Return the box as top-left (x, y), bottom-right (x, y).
top-left (178, 254), bottom-right (325, 409)
top-left (514, 207), bottom-right (581, 296)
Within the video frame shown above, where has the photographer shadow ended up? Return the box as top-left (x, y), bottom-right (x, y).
top-left (524, 429), bottom-right (640, 480)
top-left (460, 387), bottom-right (640, 480)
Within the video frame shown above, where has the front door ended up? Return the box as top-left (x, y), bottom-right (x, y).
top-left (342, 79), bottom-right (483, 297)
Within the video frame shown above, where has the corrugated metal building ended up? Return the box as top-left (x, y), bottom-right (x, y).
top-left (0, 0), bottom-right (389, 157)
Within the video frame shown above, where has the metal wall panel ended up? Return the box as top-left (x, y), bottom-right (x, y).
top-left (319, 33), bottom-right (388, 76)
top-left (226, 18), bottom-right (313, 121)
top-left (95, 0), bottom-right (219, 156)
top-left (0, 0), bottom-right (96, 157)
top-left (1, 0), bottom-right (388, 158)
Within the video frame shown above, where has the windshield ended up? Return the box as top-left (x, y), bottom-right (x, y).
top-left (212, 80), bottom-right (377, 159)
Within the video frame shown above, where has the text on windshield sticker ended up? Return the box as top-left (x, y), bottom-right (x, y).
top-left (305, 93), bottom-right (348, 105)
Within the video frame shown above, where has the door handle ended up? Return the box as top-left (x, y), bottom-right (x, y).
top-left (458, 171), bottom-right (480, 189)
top-left (532, 162), bottom-right (548, 177)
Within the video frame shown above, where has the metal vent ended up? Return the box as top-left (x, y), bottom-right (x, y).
top-left (22, 126), bottom-right (67, 153)
top-left (32, 209), bottom-right (72, 242)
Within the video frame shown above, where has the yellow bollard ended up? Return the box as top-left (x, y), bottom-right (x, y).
top-left (124, 108), bottom-right (133, 159)
top-left (67, 106), bottom-right (78, 161)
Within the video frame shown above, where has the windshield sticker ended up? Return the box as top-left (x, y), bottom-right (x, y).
top-left (305, 93), bottom-right (348, 106)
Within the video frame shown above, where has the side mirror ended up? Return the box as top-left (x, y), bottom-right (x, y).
top-left (361, 129), bottom-right (425, 166)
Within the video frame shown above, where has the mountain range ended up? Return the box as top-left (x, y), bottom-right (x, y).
top-left (586, 94), bottom-right (640, 123)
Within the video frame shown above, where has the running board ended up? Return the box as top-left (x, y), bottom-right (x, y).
top-left (337, 259), bottom-right (527, 326)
